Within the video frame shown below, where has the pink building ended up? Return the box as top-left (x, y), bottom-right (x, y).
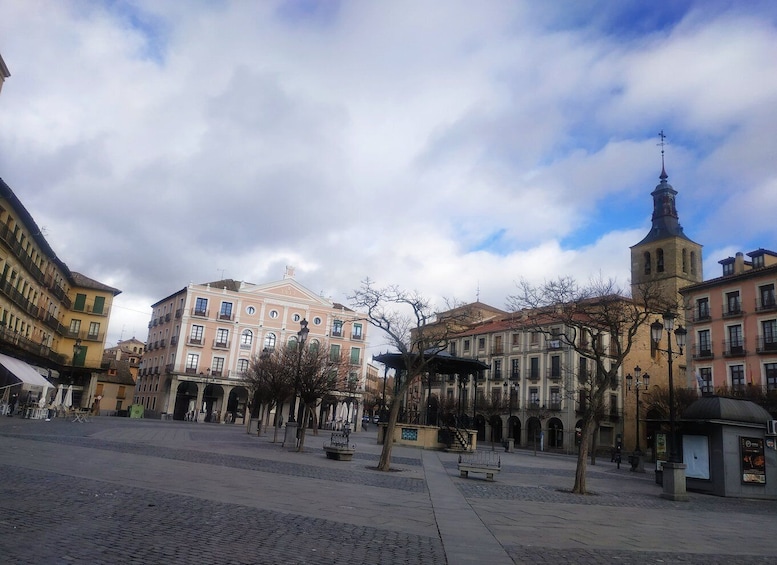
top-left (681, 249), bottom-right (777, 395)
top-left (137, 270), bottom-right (367, 424)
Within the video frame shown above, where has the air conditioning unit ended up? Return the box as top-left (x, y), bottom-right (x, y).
top-left (767, 420), bottom-right (777, 436)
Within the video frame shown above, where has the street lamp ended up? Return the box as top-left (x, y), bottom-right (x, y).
top-left (626, 366), bottom-right (649, 472)
top-left (650, 312), bottom-right (689, 501)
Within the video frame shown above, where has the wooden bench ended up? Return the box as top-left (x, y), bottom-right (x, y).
top-left (323, 432), bottom-right (355, 461)
top-left (458, 451), bottom-right (501, 481)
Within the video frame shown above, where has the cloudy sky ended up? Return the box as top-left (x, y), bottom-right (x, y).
top-left (1, 1), bottom-right (776, 350)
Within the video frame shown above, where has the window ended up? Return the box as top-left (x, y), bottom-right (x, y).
top-left (723, 262), bottom-right (734, 276)
top-left (93, 296), bottom-right (105, 315)
top-left (697, 329), bottom-right (711, 357)
top-left (215, 328), bottom-right (229, 348)
top-left (725, 291), bottom-right (741, 316)
top-left (478, 337), bottom-right (486, 350)
top-left (578, 357), bottom-right (588, 381)
top-left (449, 342), bottom-right (457, 356)
top-left (493, 359), bottom-right (502, 380)
top-left (219, 302), bottom-right (233, 320)
top-left (682, 249), bottom-right (687, 273)
top-left (730, 364), bottom-right (745, 391)
top-left (74, 293), bottom-right (87, 311)
top-left (512, 333), bottom-right (520, 347)
top-left (765, 363), bottom-right (777, 391)
top-left (69, 319), bottom-right (81, 336)
top-left (550, 387), bottom-right (561, 410)
top-left (762, 319), bottom-right (777, 351)
top-left (350, 347), bottom-right (360, 364)
top-left (759, 284), bottom-right (775, 310)
top-left (511, 358), bottom-right (520, 380)
top-left (246, 306), bottom-right (256, 315)
top-left (241, 330), bottom-right (253, 348)
top-left (696, 297), bottom-right (710, 320)
top-left (313, 317), bottom-right (321, 325)
top-left (88, 322), bottom-right (100, 339)
top-left (332, 320), bottom-right (343, 337)
top-left (237, 358), bottom-right (249, 374)
top-left (264, 332), bottom-right (276, 350)
top-left (656, 248), bottom-right (664, 272)
top-left (699, 367), bottom-right (713, 394)
top-left (727, 325), bottom-right (743, 354)
top-left (690, 251), bottom-right (697, 275)
top-left (293, 313), bottom-right (301, 322)
top-left (530, 333), bottom-right (539, 346)
top-left (330, 344), bottom-right (341, 362)
top-left (644, 251), bottom-right (651, 275)
top-left (194, 297), bottom-right (208, 316)
top-left (529, 387), bottom-right (540, 407)
top-left (308, 339), bottom-right (320, 353)
top-left (211, 357), bottom-right (225, 376)
top-left (189, 325), bottom-right (204, 344)
top-left (269, 310), bottom-right (279, 319)
top-left (463, 339), bottom-right (470, 352)
top-left (550, 355), bottom-right (561, 378)
top-left (753, 254), bottom-right (765, 268)
top-left (530, 357), bottom-right (540, 380)
top-left (186, 353), bottom-right (199, 372)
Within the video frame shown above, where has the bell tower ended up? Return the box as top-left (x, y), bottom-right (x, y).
top-left (630, 133), bottom-right (702, 307)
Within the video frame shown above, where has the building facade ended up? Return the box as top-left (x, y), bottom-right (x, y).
top-left (0, 177), bottom-right (121, 410)
top-left (137, 270), bottom-right (368, 425)
top-left (680, 249), bottom-right (777, 398)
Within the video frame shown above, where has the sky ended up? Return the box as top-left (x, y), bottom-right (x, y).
top-left (1, 1), bottom-right (776, 352)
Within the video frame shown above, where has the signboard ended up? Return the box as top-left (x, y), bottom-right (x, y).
top-left (655, 433), bottom-right (667, 471)
top-left (740, 436), bottom-right (766, 485)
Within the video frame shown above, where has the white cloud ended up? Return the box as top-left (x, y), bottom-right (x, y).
top-left (0, 1), bottom-right (775, 347)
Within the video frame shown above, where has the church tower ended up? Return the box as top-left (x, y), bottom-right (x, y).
top-left (630, 151), bottom-right (703, 308)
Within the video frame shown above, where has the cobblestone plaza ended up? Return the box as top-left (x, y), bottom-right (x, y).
top-left (0, 417), bottom-right (775, 564)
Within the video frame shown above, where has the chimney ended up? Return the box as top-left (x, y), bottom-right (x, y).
top-left (734, 252), bottom-right (746, 275)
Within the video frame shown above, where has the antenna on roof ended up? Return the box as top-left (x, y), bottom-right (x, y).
top-left (217, 268), bottom-right (226, 279)
top-left (476, 282), bottom-right (480, 302)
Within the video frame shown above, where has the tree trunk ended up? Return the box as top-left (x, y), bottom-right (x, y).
top-left (377, 398), bottom-right (402, 471)
top-left (297, 405), bottom-right (308, 452)
top-left (589, 421), bottom-right (600, 466)
top-left (572, 420), bottom-right (596, 494)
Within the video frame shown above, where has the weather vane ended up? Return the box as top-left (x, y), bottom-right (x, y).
top-left (658, 129), bottom-right (667, 169)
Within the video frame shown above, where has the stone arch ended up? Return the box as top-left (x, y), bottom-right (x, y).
top-left (527, 417), bottom-right (542, 449)
top-left (489, 414), bottom-right (503, 443)
top-left (507, 416), bottom-right (521, 444)
top-left (173, 381), bottom-right (198, 421)
top-left (547, 417), bottom-right (564, 449)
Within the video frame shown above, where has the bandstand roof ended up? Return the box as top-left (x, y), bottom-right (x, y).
top-left (372, 351), bottom-right (489, 374)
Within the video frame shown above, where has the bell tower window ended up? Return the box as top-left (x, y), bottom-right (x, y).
top-left (644, 252), bottom-right (651, 275)
top-left (657, 248), bottom-right (665, 273)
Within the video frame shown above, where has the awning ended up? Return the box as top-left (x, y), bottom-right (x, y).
top-left (0, 353), bottom-right (52, 389)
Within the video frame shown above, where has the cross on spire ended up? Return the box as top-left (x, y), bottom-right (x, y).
top-left (658, 130), bottom-right (667, 180)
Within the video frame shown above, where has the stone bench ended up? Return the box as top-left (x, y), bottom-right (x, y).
top-left (458, 451), bottom-right (501, 481)
top-left (323, 432), bottom-right (355, 461)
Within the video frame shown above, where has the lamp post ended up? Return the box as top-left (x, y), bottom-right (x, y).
top-left (283, 319), bottom-right (309, 448)
top-left (626, 366), bottom-right (649, 472)
top-left (650, 312), bottom-right (689, 501)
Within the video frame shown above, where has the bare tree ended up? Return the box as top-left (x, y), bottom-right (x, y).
top-left (295, 344), bottom-right (350, 452)
top-left (507, 276), bottom-right (667, 494)
top-left (244, 347), bottom-right (295, 442)
top-left (349, 279), bottom-right (467, 472)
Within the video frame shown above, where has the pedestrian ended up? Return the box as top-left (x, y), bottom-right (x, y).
top-left (8, 393), bottom-right (17, 416)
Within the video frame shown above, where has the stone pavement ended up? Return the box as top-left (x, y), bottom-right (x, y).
top-left (0, 416), bottom-right (775, 564)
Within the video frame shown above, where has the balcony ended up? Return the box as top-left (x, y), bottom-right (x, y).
top-left (756, 296), bottom-right (777, 313)
top-left (218, 312), bottom-right (234, 321)
top-left (213, 340), bottom-right (230, 349)
top-left (722, 301), bottom-right (743, 318)
top-left (756, 337), bottom-right (777, 354)
top-left (187, 338), bottom-right (203, 347)
top-left (175, 308), bottom-right (183, 318)
top-left (692, 308), bottom-right (711, 322)
top-left (331, 328), bottom-right (343, 338)
top-left (491, 345), bottom-right (504, 355)
top-left (192, 308), bottom-right (209, 318)
top-left (547, 369), bottom-right (562, 381)
top-left (351, 333), bottom-right (363, 341)
top-left (185, 367), bottom-right (197, 374)
top-left (509, 370), bottom-right (520, 381)
top-left (170, 335), bottom-right (178, 345)
top-left (723, 340), bottom-right (746, 357)
top-left (528, 371), bottom-right (540, 382)
top-left (546, 339), bottom-right (563, 351)
top-left (692, 344), bottom-right (714, 360)
top-left (548, 402), bottom-right (562, 411)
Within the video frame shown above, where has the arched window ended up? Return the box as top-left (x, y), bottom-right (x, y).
top-left (644, 251), bottom-right (652, 275)
top-left (657, 248), bottom-right (665, 273)
top-left (682, 249), bottom-right (688, 273)
top-left (241, 329), bottom-right (253, 347)
top-left (690, 251), bottom-right (697, 275)
top-left (264, 332), bottom-right (276, 350)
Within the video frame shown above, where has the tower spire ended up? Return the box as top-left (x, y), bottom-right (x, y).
top-left (658, 129), bottom-right (668, 180)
